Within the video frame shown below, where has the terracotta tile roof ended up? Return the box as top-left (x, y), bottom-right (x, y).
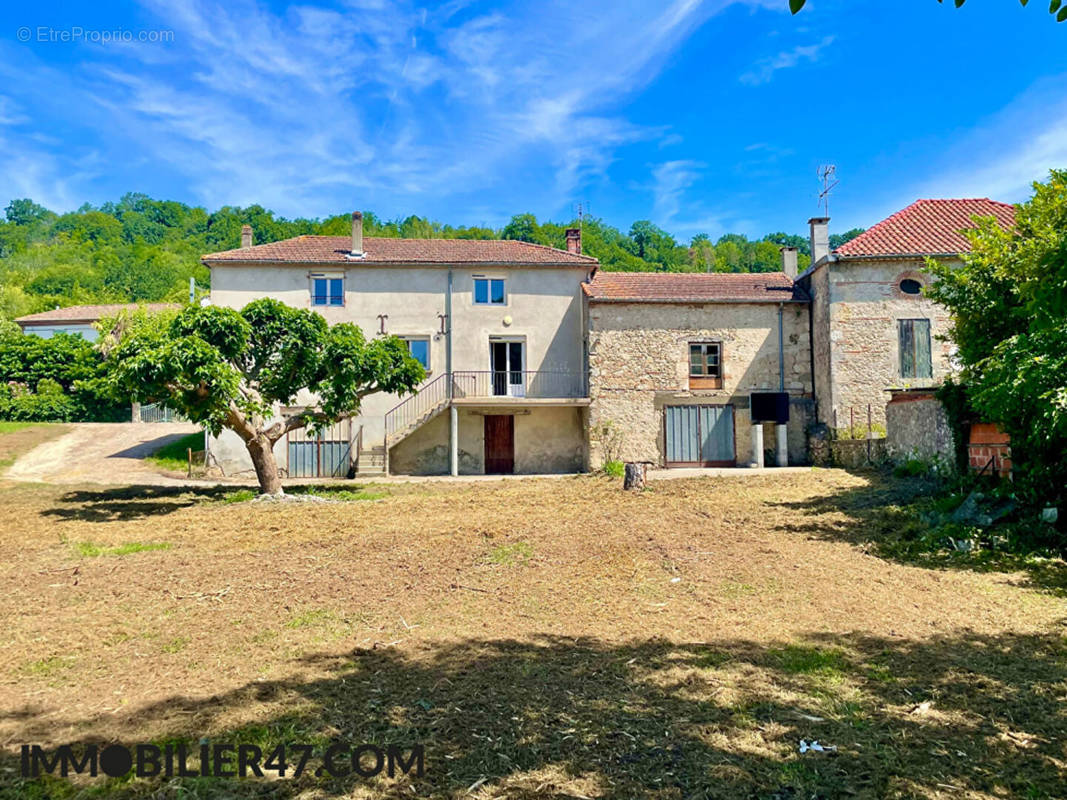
top-left (583, 272), bottom-right (807, 303)
top-left (834, 198), bottom-right (1015, 257)
top-left (202, 236), bottom-right (597, 266)
top-left (16, 303), bottom-right (180, 325)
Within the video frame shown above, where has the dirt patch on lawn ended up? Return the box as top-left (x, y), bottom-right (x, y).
top-left (0, 423), bottom-right (70, 472)
top-left (1, 471), bottom-right (1065, 799)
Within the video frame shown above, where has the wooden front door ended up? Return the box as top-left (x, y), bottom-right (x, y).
top-left (484, 415), bottom-right (514, 474)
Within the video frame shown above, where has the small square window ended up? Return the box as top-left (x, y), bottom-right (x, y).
top-left (474, 277), bottom-right (506, 305)
top-left (689, 343), bottom-right (722, 378)
top-left (403, 337), bottom-right (430, 369)
top-left (311, 275), bottom-right (344, 306)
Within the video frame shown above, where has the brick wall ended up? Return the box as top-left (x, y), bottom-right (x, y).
top-left (968, 423), bottom-right (1012, 478)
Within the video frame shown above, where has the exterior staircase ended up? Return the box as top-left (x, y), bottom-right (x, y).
top-left (355, 445), bottom-right (387, 477)
top-left (383, 372), bottom-right (451, 450)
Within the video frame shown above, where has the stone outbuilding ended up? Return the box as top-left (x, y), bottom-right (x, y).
top-left (583, 270), bottom-right (813, 469)
top-left (796, 199), bottom-right (1015, 431)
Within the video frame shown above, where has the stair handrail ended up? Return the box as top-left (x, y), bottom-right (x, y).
top-left (384, 372), bottom-right (450, 439)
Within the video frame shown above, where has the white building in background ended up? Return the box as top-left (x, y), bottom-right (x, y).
top-left (14, 303), bottom-right (178, 342)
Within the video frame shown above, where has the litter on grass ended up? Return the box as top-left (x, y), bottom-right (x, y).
top-left (799, 739), bottom-right (837, 754)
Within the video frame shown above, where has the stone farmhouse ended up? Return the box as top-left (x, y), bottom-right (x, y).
top-left (200, 199), bottom-right (1015, 478)
top-left (797, 199), bottom-right (1015, 431)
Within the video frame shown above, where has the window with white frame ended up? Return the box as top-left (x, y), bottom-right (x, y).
top-left (310, 274), bottom-right (344, 306)
top-left (402, 337), bottom-right (430, 370)
top-left (473, 277), bottom-right (506, 305)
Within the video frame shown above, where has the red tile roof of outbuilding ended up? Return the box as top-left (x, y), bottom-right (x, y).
top-left (16, 303), bottom-right (179, 324)
top-left (203, 236), bottom-right (597, 266)
top-left (583, 272), bottom-right (807, 303)
top-left (834, 198), bottom-right (1015, 258)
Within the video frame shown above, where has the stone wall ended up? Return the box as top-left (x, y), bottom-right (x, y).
top-left (808, 264), bottom-right (833, 426)
top-left (587, 301), bottom-right (813, 467)
top-left (885, 390), bottom-right (954, 468)
top-left (822, 258), bottom-right (957, 428)
top-left (829, 438), bottom-right (887, 469)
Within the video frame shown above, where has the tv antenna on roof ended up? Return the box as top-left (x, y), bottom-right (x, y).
top-left (817, 165), bottom-right (838, 217)
top-left (574, 201), bottom-right (589, 231)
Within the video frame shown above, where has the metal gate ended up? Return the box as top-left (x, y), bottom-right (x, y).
top-left (286, 421), bottom-right (352, 478)
top-left (664, 405), bottom-right (735, 467)
top-left (139, 403), bottom-right (185, 423)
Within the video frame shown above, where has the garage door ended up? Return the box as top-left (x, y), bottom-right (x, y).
top-left (665, 405), bottom-right (735, 467)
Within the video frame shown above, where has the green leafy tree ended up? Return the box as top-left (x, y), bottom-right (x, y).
top-left (104, 299), bottom-right (425, 495)
top-left (829, 228), bottom-right (866, 251)
top-left (5, 198), bottom-right (55, 227)
top-left (790, 0), bottom-right (1067, 22)
top-left (926, 170), bottom-right (1067, 525)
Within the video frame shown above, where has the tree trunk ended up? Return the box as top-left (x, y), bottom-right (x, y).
top-left (247, 435), bottom-right (283, 495)
top-left (623, 462), bottom-right (648, 490)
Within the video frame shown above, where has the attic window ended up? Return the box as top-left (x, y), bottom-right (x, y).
top-left (900, 278), bottom-right (923, 295)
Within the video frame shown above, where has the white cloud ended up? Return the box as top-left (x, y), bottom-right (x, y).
top-left (740, 34), bottom-right (835, 86)
top-left (914, 78), bottom-right (1067, 203)
top-left (0, 0), bottom-right (779, 219)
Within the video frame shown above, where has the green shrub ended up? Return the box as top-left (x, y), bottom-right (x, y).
top-left (0, 331), bottom-right (126, 421)
top-left (893, 458), bottom-right (931, 478)
top-left (602, 459), bottom-right (625, 478)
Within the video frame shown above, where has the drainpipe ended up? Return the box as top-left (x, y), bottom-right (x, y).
top-left (775, 302), bottom-right (788, 467)
top-left (807, 290), bottom-right (818, 422)
top-left (447, 268), bottom-right (458, 476)
top-left (777, 303), bottom-right (785, 392)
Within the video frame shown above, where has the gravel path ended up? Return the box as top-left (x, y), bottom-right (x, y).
top-left (5, 422), bottom-right (201, 485)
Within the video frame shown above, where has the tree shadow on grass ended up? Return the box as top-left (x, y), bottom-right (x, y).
top-left (3, 630), bottom-right (1066, 799)
top-left (39, 483), bottom-right (388, 523)
top-left (769, 471), bottom-right (1067, 597)
top-left (108, 431), bottom-right (200, 461)
top-left (39, 485), bottom-right (237, 523)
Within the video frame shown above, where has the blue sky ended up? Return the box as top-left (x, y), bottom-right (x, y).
top-left (1, 0), bottom-right (1065, 241)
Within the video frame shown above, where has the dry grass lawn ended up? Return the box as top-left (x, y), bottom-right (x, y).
top-left (0, 469), bottom-right (1065, 799)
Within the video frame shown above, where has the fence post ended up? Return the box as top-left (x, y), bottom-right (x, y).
top-left (867, 404), bottom-right (872, 462)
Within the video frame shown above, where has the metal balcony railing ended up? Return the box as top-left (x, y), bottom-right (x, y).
top-left (451, 370), bottom-right (585, 400)
top-left (384, 370), bottom-right (586, 446)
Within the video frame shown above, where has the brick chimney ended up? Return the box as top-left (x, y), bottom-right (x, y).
top-left (780, 246), bottom-right (798, 279)
top-left (350, 211), bottom-right (364, 257)
top-left (565, 228), bottom-right (581, 255)
top-left (808, 217), bottom-right (830, 265)
top-left (240, 225), bottom-right (253, 249)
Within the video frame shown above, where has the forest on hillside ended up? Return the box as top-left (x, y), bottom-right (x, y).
top-left (0, 195), bottom-right (864, 322)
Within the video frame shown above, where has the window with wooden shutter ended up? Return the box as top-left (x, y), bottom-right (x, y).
top-left (688, 342), bottom-right (723, 389)
top-left (899, 319), bottom-right (932, 379)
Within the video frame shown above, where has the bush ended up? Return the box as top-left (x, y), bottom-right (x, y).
top-left (0, 330), bottom-right (126, 421)
top-left (0, 379), bottom-right (76, 422)
top-left (602, 460), bottom-right (625, 478)
top-left (893, 459), bottom-right (929, 478)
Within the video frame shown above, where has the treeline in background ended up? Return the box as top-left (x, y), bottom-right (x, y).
top-left (0, 194), bottom-right (864, 323)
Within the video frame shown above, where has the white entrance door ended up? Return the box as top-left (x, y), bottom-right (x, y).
top-left (490, 340), bottom-right (525, 397)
